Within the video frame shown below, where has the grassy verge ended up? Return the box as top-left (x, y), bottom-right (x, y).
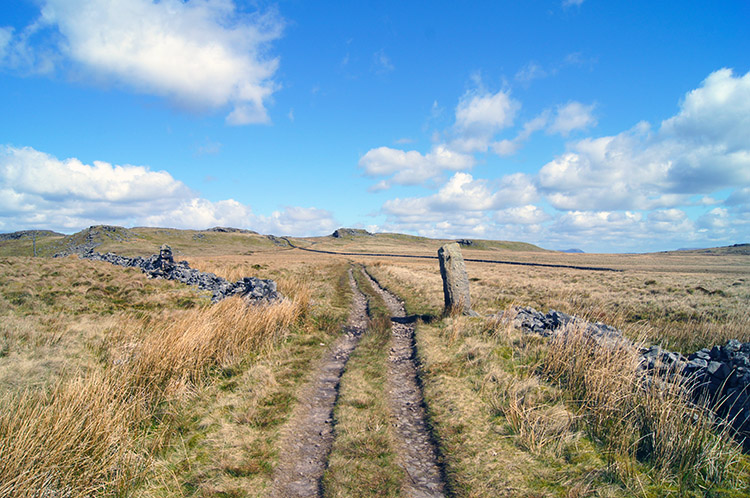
top-left (415, 316), bottom-right (624, 497)
top-left (543, 322), bottom-right (750, 496)
top-left (322, 266), bottom-right (404, 497)
top-left (134, 261), bottom-right (354, 497)
top-left (0, 257), bottom-right (315, 497)
top-left (370, 264), bottom-right (750, 496)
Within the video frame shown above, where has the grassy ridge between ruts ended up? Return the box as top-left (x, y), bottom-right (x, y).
top-left (322, 266), bottom-right (404, 497)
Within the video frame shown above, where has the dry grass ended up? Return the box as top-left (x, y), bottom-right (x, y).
top-left (2, 235), bottom-right (749, 496)
top-left (365, 252), bottom-right (750, 353)
top-left (134, 259), bottom-right (353, 497)
top-left (0, 372), bottom-right (141, 497)
top-left (0, 260), bottom-right (310, 497)
top-left (368, 260), bottom-right (750, 496)
top-left (413, 315), bottom-right (622, 497)
top-left (543, 323), bottom-right (748, 495)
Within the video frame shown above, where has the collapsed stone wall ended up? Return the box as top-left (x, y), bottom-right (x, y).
top-left (79, 245), bottom-right (281, 304)
top-left (509, 306), bottom-right (750, 448)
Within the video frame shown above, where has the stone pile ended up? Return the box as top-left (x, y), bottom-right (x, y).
top-left (80, 244), bottom-right (282, 304)
top-left (508, 305), bottom-right (750, 447)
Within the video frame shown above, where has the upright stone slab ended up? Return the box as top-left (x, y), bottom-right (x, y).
top-left (438, 242), bottom-right (474, 315)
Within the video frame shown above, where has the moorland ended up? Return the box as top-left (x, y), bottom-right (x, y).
top-left (1, 225), bottom-right (749, 497)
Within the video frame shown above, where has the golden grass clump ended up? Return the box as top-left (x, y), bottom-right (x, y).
top-left (125, 294), bottom-right (304, 399)
top-left (0, 373), bottom-right (141, 497)
top-left (0, 277), bottom-right (310, 497)
top-left (543, 322), bottom-right (746, 492)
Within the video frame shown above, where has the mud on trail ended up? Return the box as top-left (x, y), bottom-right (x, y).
top-left (271, 267), bottom-right (446, 497)
top-left (364, 271), bottom-right (447, 498)
top-left (270, 269), bottom-right (368, 497)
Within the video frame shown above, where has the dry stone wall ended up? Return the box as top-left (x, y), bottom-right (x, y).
top-left (510, 306), bottom-right (750, 448)
top-left (77, 245), bottom-right (281, 304)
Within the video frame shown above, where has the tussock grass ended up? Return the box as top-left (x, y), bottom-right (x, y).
top-left (543, 322), bottom-right (748, 495)
top-left (134, 260), bottom-right (352, 497)
top-left (0, 373), bottom-right (141, 497)
top-left (414, 315), bottom-right (620, 497)
top-left (0, 271), bottom-right (310, 497)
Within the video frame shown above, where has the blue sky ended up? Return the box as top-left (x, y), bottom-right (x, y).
top-left (1, 0), bottom-right (749, 253)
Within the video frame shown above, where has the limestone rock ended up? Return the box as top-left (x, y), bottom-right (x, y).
top-left (437, 242), bottom-right (475, 316)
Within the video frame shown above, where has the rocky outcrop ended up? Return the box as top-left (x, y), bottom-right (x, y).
top-left (206, 227), bottom-right (259, 234)
top-left (331, 228), bottom-right (372, 238)
top-left (508, 306), bottom-right (750, 448)
top-left (438, 242), bottom-right (476, 316)
top-left (53, 225), bottom-right (136, 257)
top-left (80, 245), bottom-right (282, 304)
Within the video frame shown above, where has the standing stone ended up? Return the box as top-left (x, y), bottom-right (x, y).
top-left (438, 242), bottom-right (475, 316)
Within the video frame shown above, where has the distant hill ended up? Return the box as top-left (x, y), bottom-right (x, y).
top-left (559, 248), bottom-right (584, 253)
top-left (1, 225), bottom-right (549, 258)
top-left (665, 243), bottom-right (750, 256)
top-left (0, 230), bottom-right (63, 241)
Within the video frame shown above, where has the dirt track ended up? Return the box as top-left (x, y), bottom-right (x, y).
top-left (364, 270), bottom-right (447, 498)
top-left (270, 267), bottom-right (446, 497)
top-left (270, 269), bottom-right (368, 497)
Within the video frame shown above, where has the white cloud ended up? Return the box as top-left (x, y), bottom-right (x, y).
top-left (382, 172), bottom-right (537, 225)
top-left (359, 145), bottom-right (474, 189)
top-left (5, 0), bottom-right (283, 124)
top-left (539, 69), bottom-right (750, 211)
top-left (547, 101), bottom-right (597, 136)
top-left (1, 145), bottom-right (190, 203)
top-left (492, 111), bottom-right (550, 156)
top-left (495, 205), bottom-right (551, 225)
top-left (259, 206), bottom-right (339, 236)
top-left (0, 145), bottom-right (336, 236)
top-left (144, 201), bottom-right (338, 236)
top-left (562, 0), bottom-right (585, 7)
top-left (451, 88), bottom-right (521, 153)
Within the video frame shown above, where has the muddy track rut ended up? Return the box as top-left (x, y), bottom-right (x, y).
top-left (270, 267), bottom-right (446, 497)
top-left (270, 269), bottom-right (368, 497)
top-left (363, 270), bottom-right (447, 498)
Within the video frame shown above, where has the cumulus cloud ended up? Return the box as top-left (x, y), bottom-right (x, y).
top-left (495, 205), bottom-right (551, 225)
top-left (381, 172), bottom-right (537, 225)
top-left (359, 145), bottom-right (474, 190)
top-left (144, 201), bottom-right (338, 236)
top-left (0, 145), bottom-right (336, 235)
top-left (492, 112), bottom-right (550, 156)
top-left (3, 0), bottom-right (283, 124)
top-left (451, 88), bottom-right (521, 153)
top-left (539, 69), bottom-right (750, 211)
top-left (362, 69), bottom-right (749, 251)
